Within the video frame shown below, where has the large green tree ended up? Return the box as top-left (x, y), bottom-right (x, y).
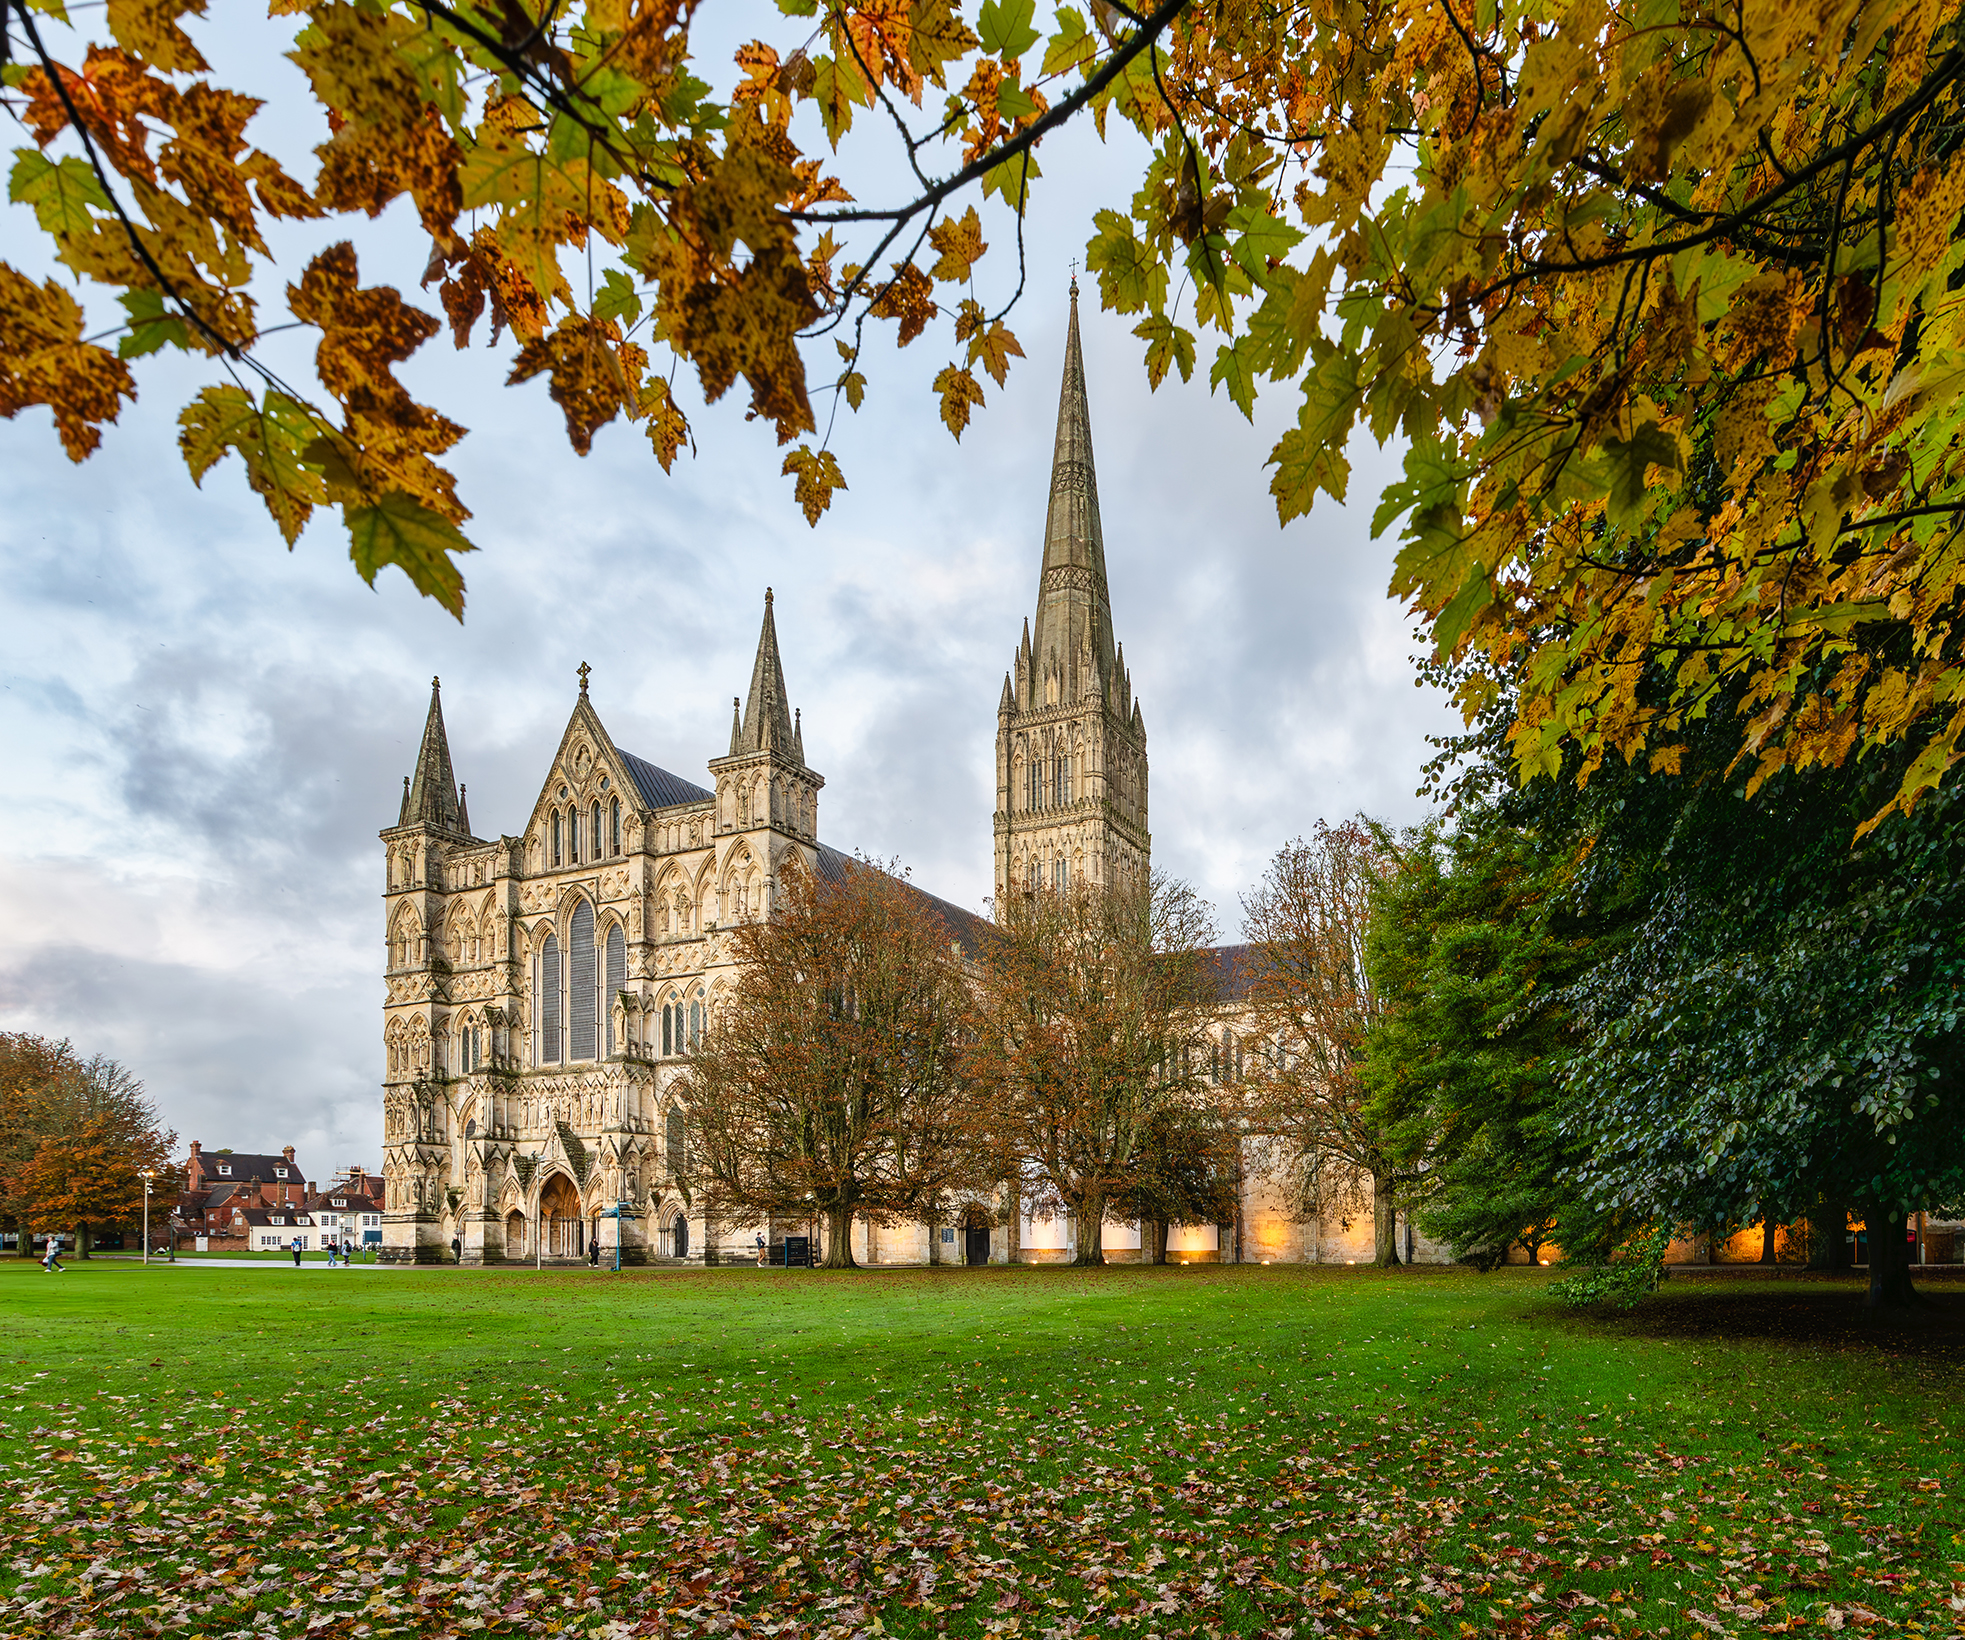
top-left (1362, 820), bottom-right (1607, 1268)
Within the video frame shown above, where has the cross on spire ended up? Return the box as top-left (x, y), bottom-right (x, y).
top-left (577, 661), bottom-right (591, 695)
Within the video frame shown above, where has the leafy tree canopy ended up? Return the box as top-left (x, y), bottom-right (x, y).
top-left (8, 0), bottom-right (1965, 831)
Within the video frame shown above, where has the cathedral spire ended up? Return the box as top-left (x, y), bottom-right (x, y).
top-left (1031, 282), bottom-right (1116, 683)
top-left (404, 676), bottom-right (463, 832)
top-left (736, 587), bottom-right (798, 760)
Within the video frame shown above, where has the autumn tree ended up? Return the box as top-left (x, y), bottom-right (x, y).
top-left (0, 1036), bottom-right (174, 1258)
top-left (18, 1119), bottom-right (156, 1257)
top-left (681, 855), bottom-right (979, 1269)
top-left (969, 873), bottom-right (1216, 1266)
top-left (1241, 820), bottom-right (1413, 1266)
top-left (7, 1), bottom-right (1961, 824)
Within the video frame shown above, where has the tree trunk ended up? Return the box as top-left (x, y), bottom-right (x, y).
top-left (1807, 1201), bottom-right (1850, 1272)
top-left (1864, 1207), bottom-right (1919, 1309)
top-left (823, 1204), bottom-right (859, 1269)
top-left (1372, 1173), bottom-right (1401, 1267)
top-left (1072, 1195), bottom-right (1106, 1266)
top-left (1150, 1220), bottom-right (1169, 1265)
top-left (78, 1223), bottom-right (91, 1260)
top-left (1760, 1216), bottom-right (1779, 1265)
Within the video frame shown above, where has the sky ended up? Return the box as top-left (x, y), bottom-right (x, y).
top-left (0, 9), bottom-right (1458, 1174)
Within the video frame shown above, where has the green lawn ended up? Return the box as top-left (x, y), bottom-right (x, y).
top-left (1, 1262), bottom-right (1958, 1639)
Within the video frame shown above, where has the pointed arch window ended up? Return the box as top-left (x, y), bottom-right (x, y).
top-left (570, 807), bottom-right (581, 863)
top-left (662, 1000), bottom-right (673, 1057)
top-left (569, 901), bottom-right (597, 1060)
top-left (604, 922), bottom-right (625, 1055)
top-left (610, 797), bottom-right (621, 855)
top-left (688, 993), bottom-right (703, 1052)
top-left (551, 811), bottom-right (563, 867)
top-left (540, 932), bottom-right (562, 1062)
top-left (592, 801), bottom-right (603, 860)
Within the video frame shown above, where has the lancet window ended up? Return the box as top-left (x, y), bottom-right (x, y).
top-left (539, 932), bottom-right (562, 1063)
top-left (569, 900), bottom-right (597, 1060)
top-left (604, 922), bottom-right (625, 1055)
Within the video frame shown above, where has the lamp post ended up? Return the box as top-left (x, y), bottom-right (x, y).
top-left (141, 1172), bottom-right (154, 1266)
top-left (614, 1190), bottom-right (624, 1272)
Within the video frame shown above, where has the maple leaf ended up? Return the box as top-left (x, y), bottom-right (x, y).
top-left (8, 149), bottom-right (112, 240)
top-left (934, 362), bottom-right (984, 438)
top-left (508, 314), bottom-right (649, 455)
top-left (928, 205), bottom-right (987, 284)
top-left (637, 376), bottom-right (692, 472)
top-left (968, 317), bottom-right (1023, 386)
top-left (1134, 313), bottom-right (1194, 389)
top-left (105, 0), bottom-right (211, 73)
top-left (346, 491), bottom-right (473, 619)
top-left (869, 262), bottom-right (937, 345)
top-left (177, 384), bottom-right (328, 545)
top-left (782, 443), bottom-right (846, 525)
top-left (0, 262), bottom-right (137, 460)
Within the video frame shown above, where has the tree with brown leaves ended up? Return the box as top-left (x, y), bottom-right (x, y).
top-left (969, 874), bottom-right (1217, 1266)
top-left (0, 1036), bottom-right (174, 1258)
top-left (1242, 819), bottom-right (1408, 1267)
top-left (681, 856), bottom-right (980, 1269)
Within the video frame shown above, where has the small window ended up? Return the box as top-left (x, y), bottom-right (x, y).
top-left (271, 1216), bottom-right (285, 1226)
top-left (276, 1166), bottom-right (288, 1178)
top-left (592, 801), bottom-right (603, 860)
top-left (551, 811), bottom-right (563, 867)
top-left (218, 1164), bottom-right (232, 1177)
top-left (610, 797), bottom-right (621, 855)
top-left (662, 1002), bottom-right (673, 1057)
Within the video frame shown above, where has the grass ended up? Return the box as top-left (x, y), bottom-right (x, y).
top-left (1, 1261), bottom-right (1960, 1639)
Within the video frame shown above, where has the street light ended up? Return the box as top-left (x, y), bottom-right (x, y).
top-left (141, 1172), bottom-right (154, 1266)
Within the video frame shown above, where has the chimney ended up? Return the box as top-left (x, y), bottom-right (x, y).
top-left (282, 1145), bottom-right (296, 1163)
top-left (190, 1141), bottom-right (202, 1158)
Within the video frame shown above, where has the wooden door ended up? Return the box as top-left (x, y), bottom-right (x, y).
top-left (965, 1226), bottom-right (990, 1266)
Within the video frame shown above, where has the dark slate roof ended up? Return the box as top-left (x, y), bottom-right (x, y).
top-left (619, 752), bottom-right (714, 812)
top-left (196, 1152), bottom-right (299, 1183)
top-left (813, 844), bottom-right (991, 956)
top-left (1201, 943), bottom-right (1260, 1004)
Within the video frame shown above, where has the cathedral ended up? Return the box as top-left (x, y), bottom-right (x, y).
top-left (378, 289), bottom-right (1439, 1266)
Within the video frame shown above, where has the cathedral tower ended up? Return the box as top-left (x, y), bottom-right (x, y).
top-left (993, 285), bottom-right (1149, 902)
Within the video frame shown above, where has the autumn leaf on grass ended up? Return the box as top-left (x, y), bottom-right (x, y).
top-left (178, 384), bottom-right (327, 544)
top-left (0, 264), bottom-right (137, 461)
top-left (638, 377), bottom-right (691, 472)
top-left (508, 314), bottom-right (649, 456)
top-left (935, 364), bottom-right (985, 439)
top-left (783, 443), bottom-right (845, 524)
top-left (928, 206), bottom-right (987, 284)
top-left (870, 263), bottom-right (937, 345)
top-left (346, 491), bottom-right (472, 619)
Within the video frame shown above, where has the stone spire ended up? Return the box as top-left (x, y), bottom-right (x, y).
top-left (735, 588), bottom-right (798, 759)
top-left (1029, 281), bottom-right (1116, 695)
top-left (403, 676), bottom-right (463, 831)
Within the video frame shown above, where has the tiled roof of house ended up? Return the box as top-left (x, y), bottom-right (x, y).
top-left (194, 1152), bottom-right (301, 1183)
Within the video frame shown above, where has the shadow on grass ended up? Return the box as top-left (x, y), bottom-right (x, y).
top-left (1538, 1279), bottom-right (1965, 1355)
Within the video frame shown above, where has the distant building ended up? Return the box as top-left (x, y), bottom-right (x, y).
top-left (309, 1182), bottom-right (384, 1250)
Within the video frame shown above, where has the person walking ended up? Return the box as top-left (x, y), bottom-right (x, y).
top-left (326, 1239), bottom-right (338, 1268)
top-left (290, 1236), bottom-right (303, 1267)
top-left (41, 1239), bottom-right (64, 1273)
top-left (588, 1235), bottom-right (600, 1268)
top-left (451, 1236), bottom-right (462, 1264)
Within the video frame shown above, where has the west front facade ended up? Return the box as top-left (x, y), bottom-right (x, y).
top-left (378, 289), bottom-right (1449, 1268)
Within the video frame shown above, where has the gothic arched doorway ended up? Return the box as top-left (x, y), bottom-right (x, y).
top-left (962, 1205), bottom-right (992, 1267)
top-left (667, 1212), bottom-right (689, 1260)
top-left (540, 1174), bottom-right (581, 1259)
top-left (505, 1209), bottom-right (527, 1259)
